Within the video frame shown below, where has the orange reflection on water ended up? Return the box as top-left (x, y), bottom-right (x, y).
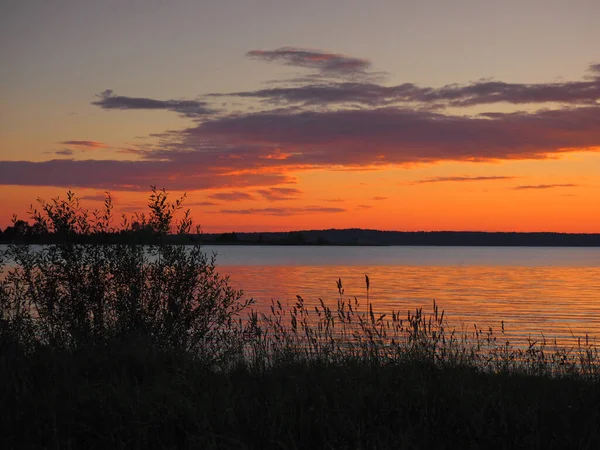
top-left (221, 265), bottom-right (600, 345)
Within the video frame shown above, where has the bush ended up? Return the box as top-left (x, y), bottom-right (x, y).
top-left (0, 187), bottom-right (253, 364)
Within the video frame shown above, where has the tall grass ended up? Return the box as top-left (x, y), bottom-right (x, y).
top-left (244, 290), bottom-right (600, 379)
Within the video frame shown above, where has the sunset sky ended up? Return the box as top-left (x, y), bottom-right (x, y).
top-left (1, 0), bottom-right (599, 233)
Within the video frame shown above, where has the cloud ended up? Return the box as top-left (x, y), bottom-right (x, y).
top-left (356, 204), bottom-right (373, 209)
top-left (434, 70), bottom-right (600, 107)
top-left (416, 176), bottom-right (517, 184)
top-left (213, 82), bottom-right (431, 107)
top-left (188, 201), bottom-right (220, 207)
top-left (116, 147), bottom-right (145, 155)
top-left (60, 140), bottom-right (107, 149)
top-left (55, 149), bottom-right (74, 156)
top-left (215, 63), bottom-right (600, 108)
top-left (216, 206), bottom-right (346, 216)
top-left (3, 104), bottom-right (599, 191)
top-left (256, 187), bottom-right (302, 201)
top-left (0, 159), bottom-right (294, 191)
top-left (81, 193), bottom-right (111, 201)
top-left (183, 105), bottom-right (600, 167)
top-left (92, 90), bottom-right (213, 117)
top-left (514, 184), bottom-right (580, 190)
top-left (260, 149), bottom-right (293, 160)
top-left (3, 54), bottom-right (600, 193)
top-left (247, 47), bottom-right (370, 76)
top-left (119, 204), bottom-right (147, 214)
top-left (372, 196), bottom-right (388, 200)
top-left (208, 191), bottom-right (255, 201)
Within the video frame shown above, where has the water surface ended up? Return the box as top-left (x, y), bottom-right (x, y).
top-left (3, 244), bottom-right (599, 345)
top-left (203, 245), bottom-right (600, 345)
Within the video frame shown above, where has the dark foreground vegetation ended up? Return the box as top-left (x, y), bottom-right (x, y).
top-left (2, 189), bottom-right (600, 449)
top-left (4, 342), bottom-right (600, 449)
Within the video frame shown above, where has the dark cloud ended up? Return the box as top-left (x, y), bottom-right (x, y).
top-left (188, 201), bottom-right (219, 207)
top-left (0, 159), bottom-right (294, 191)
top-left (119, 204), bottom-right (147, 214)
top-left (185, 105), bottom-right (600, 166)
top-left (247, 47), bottom-right (370, 76)
top-left (214, 63), bottom-right (600, 108)
top-left (434, 73), bottom-right (600, 107)
top-left (589, 63), bottom-right (600, 75)
top-left (256, 187), bottom-right (302, 201)
top-left (216, 206), bottom-right (346, 216)
top-left (3, 104), bottom-right (599, 191)
top-left (116, 147), bottom-right (145, 155)
top-left (208, 191), bottom-right (255, 201)
top-left (514, 184), bottom-right (579, 190)
top-left (4, 53), bottom-right (600, 193)
top-left (92, 90), bottom-right (213, 117)
top-left (55, 149), bottom-right (74, 156)
top-left (356, 204), bottom-right (372, 209)
top-left (372, 196), bottom-right (388, 200)
top-left (80, 194), bottom-right (111, 201)
top-left (60, 140), bottom-right (107, 149)
top-left (416, 176), bottom-right (517, 184)
top-left (209, 82), bottom-right (427, 107)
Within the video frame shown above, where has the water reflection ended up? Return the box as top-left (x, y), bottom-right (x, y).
top-left (222, 265), bottom-right (600, 345)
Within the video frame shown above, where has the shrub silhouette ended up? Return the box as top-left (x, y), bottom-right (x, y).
top-left (0, 187), bottom-right (253, 362)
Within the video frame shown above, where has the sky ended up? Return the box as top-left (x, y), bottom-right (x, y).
top-left (1, 0), bottom-right (599, 233)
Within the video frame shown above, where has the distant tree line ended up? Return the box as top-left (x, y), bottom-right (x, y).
top-left (198, 230), bottom-right (600, 247)
top-left (1, 191), bottom-right (599, 246)
top-left (4, 222), bottom-right (600, 246)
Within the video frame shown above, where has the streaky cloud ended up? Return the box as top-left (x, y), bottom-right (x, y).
top-left (416, 176), bottom-right (517, 184)
top-left (209, 191), bottom-right (255, 201)
top-left (216, 206), bottom-right (346, 216)
top-left (214, 63), bottom-right (600, 108)
top-left (92, 90), bottom-right (214, 117)
top-left (247, 47), bottom-right (370, 75)
top-left (59, 140), bottom-right (107, 148)
top-left (209, 82), bottom-right (429, 107)
top-left (54, 149), bottom-right (74, 156)
top-left (256, 187), bottom-right (303, 201)
top-left (188, 105), bottom-right (600, 165)
top-left (0, 159), bottom-right (294, 191)
top-left (514, 184), bottom-right (580, 190)
top-left (81, 193), bottom-right (112, 201)
top-left (5, 53), bottom-right (600, 193)
top-left (188, 201), bottom-right (220, 207)
top-left (4, 105), bottom-right (598, 191)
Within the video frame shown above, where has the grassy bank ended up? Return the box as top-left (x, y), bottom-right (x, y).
top-left (2, 338), bottom-right (600, 450)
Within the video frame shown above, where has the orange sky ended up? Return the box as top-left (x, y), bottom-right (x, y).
top-left (1, 2), bottom-right (599, 233)
top-left (2, 151), bottom-right (599, 233)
